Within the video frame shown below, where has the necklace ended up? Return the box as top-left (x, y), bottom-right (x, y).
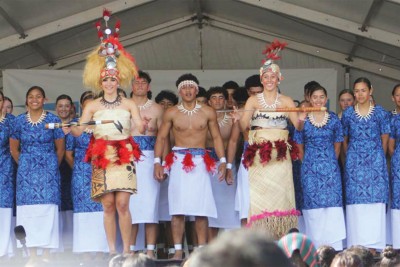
top-left (27, 110), bottom-right (46, 126)
top-left (354, 102), bottom-right (374, 121)
top-left (257, 92), bottom-right (280, 109)
top-left (177, 102), bottom-right (201, 116)
top-left (308, 112), bottom-right (329, 128)
top-left (100, 95), bottom-right (122, 109)
top-left (218, 113), bottom-right (229, 128)
top-left (392, 109), bottom-right (398, 115)
top-left (84, 128), bottom-right (94, 134)
top-left (139, 99), bottom-right (152, 111)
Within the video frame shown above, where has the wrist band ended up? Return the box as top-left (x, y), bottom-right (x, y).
top-left (154, 157), bottom-right (161, 164)
top-left (219, 157), bottom-right (226, 163)
top-left (226, 163), bottom-right (233, 169)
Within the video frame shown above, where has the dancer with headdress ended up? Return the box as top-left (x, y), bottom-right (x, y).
top-left (238, 40), bottom-right (305, 239)
top-left (71, 9), bottom-right (145, 255)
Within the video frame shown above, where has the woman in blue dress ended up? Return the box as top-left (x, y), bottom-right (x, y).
top-left (342, 77), bottom-right (390, 250)
top-left (65, 91), bottom-right (108, 257)
top-left (0, 91), bottom-right (15, 258)
top-left (389, 83), bottom-right (400, 249)
top-left (55, 94), bottom-right (74, 251)
top-left (9, 86), bottom-right (65, 263)
top-left (294, 85), bottom-right (345, 250)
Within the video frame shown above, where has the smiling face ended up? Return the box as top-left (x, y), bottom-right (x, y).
top-left (261, 71), bottom-right (279, 92)
top-left (56, 98), bottom-right (72, 121)
top-left (310, 89), bottom-right (327, 108)
top-left (353, 82), bottom-right (371, 105)
top-left (101, 77), bottom-right (119, 96)
top-left (339, 92), bottom-right (355, 111)
top-left (26, 88), bottom-right (45, 111)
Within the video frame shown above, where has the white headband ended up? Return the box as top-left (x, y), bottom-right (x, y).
top-left (177, 80), bottom-right (199, 91)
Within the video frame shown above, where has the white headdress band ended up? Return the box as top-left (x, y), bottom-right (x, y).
top-left (177, 80), bottom-right (199, 91)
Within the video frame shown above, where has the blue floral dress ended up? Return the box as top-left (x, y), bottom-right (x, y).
top-left (294, 111), bottom-right (344, 210)
top-left (11, 112), bottom-right (64, 206)
top-left (0, 113), bottom-right (15, 209)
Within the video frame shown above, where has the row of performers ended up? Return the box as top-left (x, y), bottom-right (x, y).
top-left (1, 72), bottom-right (400, 260)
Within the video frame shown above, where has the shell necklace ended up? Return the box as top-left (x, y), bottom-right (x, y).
top-left (177, 102), bottom-right (201, 116)
top-left (27, 110), bottom-right (46, 126)
top-left (139, 99), bottom-right (152, 111)
top-left (308, 112), bottom-right (329, 128)
top-left (392, 109), bottom-right (398, 115)
top-left (257, 92), bottom-right (280, 109)
top-left (218, 113), bottom-right (229, 128)
top-left (354, 102), bottom-right (374, 121)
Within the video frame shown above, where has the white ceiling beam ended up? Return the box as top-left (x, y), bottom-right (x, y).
top-left (35, 15), bottom-right (196, 70)
top-left (0, 0), bottom-right (154, 53)
top-left (387, 0), bottom-right (400, 5)
top-left (207, 15), bottom-right (400, 80)
top-left (237, 0), bottom-right (400, 48)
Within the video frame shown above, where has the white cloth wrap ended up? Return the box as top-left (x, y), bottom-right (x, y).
top-left (0, 208), bottom-right (14, 257)
top-left (391, 209), bottom-right (400, 248)
top-left (234, 158), bottom-right (250, 220)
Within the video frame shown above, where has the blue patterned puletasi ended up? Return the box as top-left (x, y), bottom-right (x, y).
top-left (11, 112), bottom-right (64, 206)
top-left (0, 113), bottom-right (15, 208)
top-left (390, 114), bottom-right (400, 209)
top-left (66, 131), bottom-right (103, 213)
top-left (133, 136), bottom-right (156, 151)
top-left (294, 112), bottom-right (344, 209)
top-left (341, 105), bottom-right (390, 205)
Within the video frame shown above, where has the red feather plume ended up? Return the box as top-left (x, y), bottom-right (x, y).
top-left (258, 141), bottom-right (272, 165)
top-left (164, 152), bottom-right (176, 171)
top-left (182, 153), bottom-right (195, 173)
top-left (203, 152), bottom-right (217, 173)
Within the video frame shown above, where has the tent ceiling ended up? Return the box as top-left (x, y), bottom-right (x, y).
top-left (0, 0), bottom-right (399, 83)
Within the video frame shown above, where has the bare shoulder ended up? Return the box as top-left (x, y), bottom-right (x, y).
top-left (163, 105), bottom-right (178, 120)
top-left (152, 102), bottom-right (164, 114)
top-left (201, 104), bottom-right (217, 118)
top-left (122, 97), bottom-right (137, 107)
top-left (279, 94), bottom-right (295, 107)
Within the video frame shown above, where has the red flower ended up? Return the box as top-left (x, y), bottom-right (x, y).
top-left (242, 143), bottom-right (259, 169)
top-left (275, 140), bottom-right (287, 161)
top-left (259, 141), bottom-right (272, 165)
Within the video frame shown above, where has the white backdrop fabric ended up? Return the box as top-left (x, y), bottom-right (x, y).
top-left (3, 68), bottom-right (337, 116)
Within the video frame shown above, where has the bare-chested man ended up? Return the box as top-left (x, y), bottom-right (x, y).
top-left (154, 73), bottom-right (226, 259)
top-left (129, 70), bottom-right (164, 258)
top-left (226, 75), bottom-right (263, 226)
top-left (206, 87), bottom-right (240, 241)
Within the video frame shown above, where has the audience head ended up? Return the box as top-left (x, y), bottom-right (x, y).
top-left (338, 89), bottom-right (355, 112)
top-left (316, 245), bottom-right (336, 267)
top-left (379, 246), bottom-right (400, 267)
top-left (155, 90), bottom-right (179, 110)
top-left (330, 251), bottom-right (363, 267)
top-left (278, 232), bottom-right (319, 267)
top-left (189, 229), bottom-right (292, 267)
top-left (2, 96), bottom-right (13, 114)
top-left (346, 245), bottom-right (374, 267)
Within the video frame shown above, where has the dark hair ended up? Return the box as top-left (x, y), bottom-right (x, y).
top-left (207, 86), bottom-right (228, 100)
top-left (354, 77), bottom-right (372, 90)
top-left (26, 86), bottom-right (46, 99)
top-left (138, 70), bottom-right (152, 84)
top-left (339, 89), bottom-right (355, 100)
top-left (233, 86), bottom-right (249, 104)
top-left (291, 250), bottom-right (309, 267)
top-left (118, 88), bottom-right (127, 98)
top-left (245, 75), bottom-right (262, 89)
top-left (3, 96), bottom-right (13, 109)
top-left (0, 91), bottom-right (3, 100)
top-left (392, 84), bottom-right (400, 96)
top-left (309, 84), bottom-right (327, 97)
top-left (317, 246), bottom-right (336, 267)
top-left (222, 80), bottom-right (239, 90)
top-left (304, 81), bottom-right (320, 95)
top-left (147, 91), bottom-right (152, 100)
top-left (346, 245), bottom-right (374, 267)
top-left (380, 246), bottom-right (400, 267)
top-left (80, 91), bottom-right (94, 105)
top-left (56, 94), bottom-right (73, 105)
top-left (196, 86), bottom-right (207, 98)
top-left (155, 90), bottom-right (179, 105)
top-left (176, 73), bottom-right (199, 87)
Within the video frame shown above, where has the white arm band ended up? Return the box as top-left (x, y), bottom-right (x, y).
top-left (154, 157), bottom-right (161, 164)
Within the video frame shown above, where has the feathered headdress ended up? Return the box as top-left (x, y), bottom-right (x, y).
top-left (83, 8), bottom-right (138, 94)
top-left (260, 39), bottom-right (287, 79)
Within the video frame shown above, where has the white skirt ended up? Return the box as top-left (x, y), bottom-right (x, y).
top-left (346, 203), bottom-right (386, 249)
top-left (303, 207), bottom-right (346, 250)
top-left (130, 151), bottom-right (160, 224)
top-left (391, 209), bottom-right (400, 249)
top-left (16, 204), bottom-right (59, 249)
top-left (208, 163), bottom-right (240, 229)
top-left (168, 149), bottom-right (217, 218)
top-left (72, 211), bottom-right (108, 253)
top-left (0, 208), bottom-right (14, 257)
top-left (234, 160), bottom-right (250, 220)
top-left (58, 210), bottom-right (73, 251)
